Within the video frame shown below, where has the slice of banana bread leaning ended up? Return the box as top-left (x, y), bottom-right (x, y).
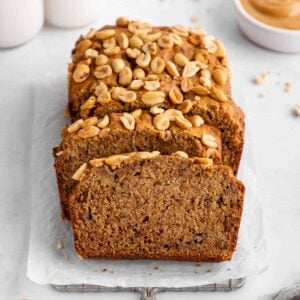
top-left (67, 18), bottom-right (244, 174)
top-left (69, 152), bottom-right (245, 261)
top-left (54, 110), bottom-right (222, 219)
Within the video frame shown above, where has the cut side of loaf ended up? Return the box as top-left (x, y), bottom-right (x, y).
top-left (54, 111), bottom-right (222, 219)
top-left (67, 20), bottom-right (244, 174)
top-left (69, 153), bottom-right (245, 261)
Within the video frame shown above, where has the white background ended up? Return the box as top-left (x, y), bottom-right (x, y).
top-left (0, 0), bottom-right (300, 299)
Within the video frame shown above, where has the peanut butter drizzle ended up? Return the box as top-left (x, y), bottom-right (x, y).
top-left (240, 0), bottom-right (300, 30)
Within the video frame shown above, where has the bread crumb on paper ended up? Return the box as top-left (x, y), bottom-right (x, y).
top-left (254, 72), bottom-right (269, 85)
top-left (56, 239), bottom-right (63, 250)
top-left (190, 16), bottom-right (198, 23)
top-left (294, 104), bottom-right (300, 116)
top-left (284, 82), bottom-right (291, 93)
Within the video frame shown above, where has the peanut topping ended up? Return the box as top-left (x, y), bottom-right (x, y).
top-left (111, 87), bottom-right (126, 100)
top-left (94, 82), bottom-right (108, 96)
top-left (82, 28), bottom-right (96, 39)
top-left (150, 106), bottom-right (165, 115)
top-left (181, 78), bottom-right (193, 92)
top-left (76, 39), bottom-right (92, 52)
top-left (172, 151), bottom-right (189, 158)
top-left (134, 151), bottom-right (160, 159)
top-left (210, 86), bottom-right (227, 102)
top-left (212, 67), bottom-right (228, 85)
top-left (85, 48), bottom-right (99, 58)
top-left (193, 85), bottom-right (210, 95)
top-left (117, 32), bottom-right (129, 49)
top-left (194, 157), bottom-right (213, 166)
top-left (145, 32), bottom-right (162, 42)
top-left (165, 61), bottom-right (179, 77)
top-left (119, 67), bottom-right (133, 86)
top-left (171, 25), bottom-right (189, 37)
top-left (126, 48), bottom-right (141, 59)
top-left (97, 90), bottom-right (112, 105)
top-left (103, 37), bottom-right (116, 49)
top-left (120, 113), bottom-right (135, 130)
top-left (169, 86), bottom-right (184, 104)
top-left (182, 61), bottom-right (200, 78)
top-left (157, 35), bottom-right (174, 49)
top-left (175, 116), bottom-right (192, 129)
top-left (97, 115), bottom-right (110, 128)
top-left (141, 91), bottom-right (165, 105)
top-left (77, 126), bottom-right (100, 138)
top-left (199, 77), bottom-right (212, 89)
top-left (68, 119), bottom-right (83, 133)
top-left (144, 74), bottom-right (159, 81)
top-left (131, 109), bottom-right (142, 119)
top-left (201, 134), bottom-right (218, 148)
top-left (169, 33), bottom-right (183, 45)
top-left (163, 109), bottom-right (183, 121)
top-left (153, 114), bottom-right (170, 130)
top-left (94, 65), bottom-right (112, 79)
top-left (142, 42), bottom-right (157, 55)
top-left (81, 96), bottom-right (96, 110)
top-left (89, 158), bottom-right (104, 167)
top-left (118, 90), bottom-right (137, 103)
top-left (136, 52), bottom-right (151, 68)
top-left (105, 154), bottom-right (130, 166)
top-left (95, 54), bottom-right (109, 66)
top-left (96, 29), bottom-right (116, 40)
top-left (103, 46), bottom-right (120, 56)
top-left (72, 163), bottom-right (87, 180)
top-left (82, 117), bottom-right (98, 127)
top-left (112, 58), bottom-right (125, 73)
top-left (144, 80), bottom-right (160, 91)
top-left (177, 99), bottom-right (193, 113)
top-left (130, 79), bottom-right (144, 90)
top-left (174, 53), bottom-right (189, 67)
top-left (133, 68), bottom-right (146, 80)
top-left (150, 57), bottom-right (165, 74)
top-left (190, 115), bottom-right (204, 127)
top-left (116, 16), bottom-right (130, 27)
top-left (128, 21), bottom-right (152, 34)
top-left (201, 69), bottom-right (211, 79)
top-left (73, 64), bottom-right (90, 83)
top-left (129, 36), bottom-right (144, 49)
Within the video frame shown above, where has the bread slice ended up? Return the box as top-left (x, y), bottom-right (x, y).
top-left (54, 111), bottom-right (222, 219)
top-left (67, 20), bottom-right (244, 174)
top-left (69, 152), bottom-right (245, 261)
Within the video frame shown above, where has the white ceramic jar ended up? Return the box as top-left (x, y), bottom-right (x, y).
top-left (0, 0), bottom-right (44, 48)
top-left (44, 0), bottom-right (98, 29)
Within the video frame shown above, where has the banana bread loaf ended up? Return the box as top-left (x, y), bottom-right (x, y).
top-left (54, 110), bottom-right (222, 219)
top-left (69, 152), bottom-right (245, 261)
top-left (67, 18), bottom-right (244, 174)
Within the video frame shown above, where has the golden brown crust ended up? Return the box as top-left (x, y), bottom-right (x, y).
top-left (69, 155), bottom-right (245, 261)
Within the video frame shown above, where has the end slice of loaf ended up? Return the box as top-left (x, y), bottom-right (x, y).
top-left (54, 111), bottom-right (222, 219)
top-left (69, 153), bottom-right (245, 261)
top-left (68, 20), bottom-right (244, 174)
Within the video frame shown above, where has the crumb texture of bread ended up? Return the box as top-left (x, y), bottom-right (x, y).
top-left (54, 111), bottom-right (222, 219)
top-left (69, 156), bottom-right (244, 261)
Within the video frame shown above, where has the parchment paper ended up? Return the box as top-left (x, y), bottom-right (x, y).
top-left (27, 77), bottom-right (268, 287)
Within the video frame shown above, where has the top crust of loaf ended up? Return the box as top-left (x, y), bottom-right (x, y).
top-left (68, 20), bottom-right (233, 120)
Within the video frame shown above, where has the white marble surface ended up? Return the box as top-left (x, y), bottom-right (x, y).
top-left (0, 0), bottom-right (300, 299)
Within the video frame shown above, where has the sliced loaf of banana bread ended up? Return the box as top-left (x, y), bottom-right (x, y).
top-left (69, 152), bottom-right (245, 261)
top-left (67, 18), bottom-right (244, 174)
top-left (54, 110), bottom-right (222, 219)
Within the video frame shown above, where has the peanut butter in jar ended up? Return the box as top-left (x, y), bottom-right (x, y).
top-left (240, 0), bottom-right (300, 30)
